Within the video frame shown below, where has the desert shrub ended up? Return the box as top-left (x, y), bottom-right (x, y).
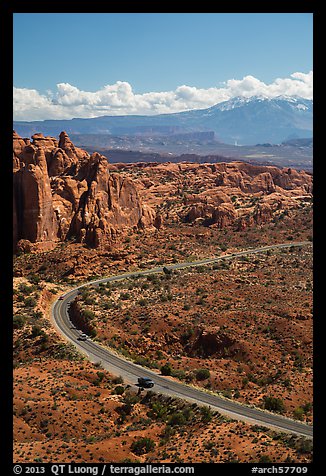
top-left (117, 402), bottom-right (133, 417)
top-left (181, 328), bottom-right (194, 343)
top-left (171, 369), bottom-right (186, 380)
top-left (32, 310), bottom-right (43, 319)
top-left (147, 402), bottom-right (168, 421)
top-left (18, 283), bottom-right (35, 295)
top-left (82, 309), bottom-right (95, 321)
top-left (113, 385), bottom-right (125, 395)
top-left (262, 396), bottom-right (285, 413)
top-left (160, 425), bottom-right (176, 443)
top-left (30, 325), bottom-right (44, 338)
top-left (258, 455), bottom-right (272, 463)
top-left (50, 342), bottom-right (81, 361)
top-left (167, 411), bottom-right (186, 426)
top-left (293, 407), bottom-right (305, 420)
top-left (160, 363), bottom-right (172, 376)
top-left (120, 292), bottom-right (131, 300)
top-left (302, 402), bottom-right (313, 414)
top-left (134, 355), bottom-right (156, 368)
top-left (130, 437), bottom-right (155, 455)
top-left (24, 296), bottom-right (37, 308)
top-left (163, 266), bottom-right (172, 276)
top-left (200, 405), bottom-right (213, 423)
top-left (28, 274), bottom-right (41, 285)
top-left (13, 314), bottom-right (27, 329)
top-left (195, 368), bottom-right (211, 381)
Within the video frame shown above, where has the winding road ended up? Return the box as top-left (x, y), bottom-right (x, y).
top-left (51, 241), bottom-right (313, 438)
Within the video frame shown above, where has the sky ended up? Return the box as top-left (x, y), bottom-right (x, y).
top-left (13, 13), bottom-right (313, 121)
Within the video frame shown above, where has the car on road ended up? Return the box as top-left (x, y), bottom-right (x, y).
top-left (58, 296), bottom-right (64, 300)
top-left (78, 333), bottom-right (88, 341)
top-left (138, 377), bottom-right (154, 388)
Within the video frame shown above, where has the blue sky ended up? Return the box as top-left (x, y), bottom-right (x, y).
top-left (13, 13), bottom-right (313, 120)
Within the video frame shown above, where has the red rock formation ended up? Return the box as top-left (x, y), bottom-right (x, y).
top-left (211, 203), bottom-right (237, 228)
top-left (13, 138), bottom-right (58, 247)
top-left (13, 131), bottom-right (157, 250)
top-left (13, 131), bottom-right (313, 251)
top-left (253, 202), bottom-right (273, 225)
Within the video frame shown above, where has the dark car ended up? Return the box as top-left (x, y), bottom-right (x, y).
top-left (138, 377), bottom-right (154, 388)
top-left (58, 296), bottom-right (64, 300)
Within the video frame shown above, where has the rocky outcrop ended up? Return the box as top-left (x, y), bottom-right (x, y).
top-left (13, 142), bottom-right (58, 246)
top-left (180, 161), bottom-right (312, 229)
top-left (184, 326), bottom-right (248, 360)
top-left (185, 202), bottom-right (237, 228)
top-left (13, 131), bottom-right (157, 251)
top-left (253, 201), bottom-right (273, 225)
top-left (211, 203), bottom-right (237, 228)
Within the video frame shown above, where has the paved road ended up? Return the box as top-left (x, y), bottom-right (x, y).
top-left (51, 241), bottom-right (313, 438)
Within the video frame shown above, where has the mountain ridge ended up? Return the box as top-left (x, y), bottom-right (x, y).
top-left (14, 95), bottom-right (313, 145)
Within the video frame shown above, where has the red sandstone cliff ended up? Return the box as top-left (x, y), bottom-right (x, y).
top-left (13, 131), bottom-right (158, 251)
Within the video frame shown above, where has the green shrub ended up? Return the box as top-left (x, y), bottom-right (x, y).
top-left (18, 283), bottom-right (34, 295)
top-left (195, 368), bottom-right (211, 381)
top-left (258, 455), bottom-right (272, 463)
top-left (167, 412), bottom-right (186, 426)
top-left (160, 363), bottom-right (172, 376)
top-left (148, 402), bottom-right (168, 421)
top-left (113, 385), bottom-right (125, 395)
top-left (262, 395), bottom-right (285, 413)
top-left (181, 328), bottom-right (194, 343)
top-left (163, 267), bottom-right (172, 276)
top-left (30, 325), bottom-right (44, 338)
top-left (82, 309), bottom-right (95, 321)
top-left (24, 296), bottom-right (37, 308)
top-left (200, 406), bottom-right (213, 423)
top-left (13, 314), bottom-right (27, 329)
top-left (130, 437), bottom-right (155, 455)
top-left (293, 407), bottom-right (304, 421)
top-left (120, 292), bottom-right (131, 300)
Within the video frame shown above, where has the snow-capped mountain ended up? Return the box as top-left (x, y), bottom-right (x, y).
top-left (206, 95), bottom-right (311, 112)
top-left (181, 95), bottom-right (313, 144)
top-left (14, 96), bottom-right (313, 145)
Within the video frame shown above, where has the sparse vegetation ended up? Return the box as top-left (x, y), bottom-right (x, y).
top-left (130, 437), bottom-right (155, 455)
top-left (262, 396), bottom-right (285, 414)
top-left (13, 165), bottom-right (312, 463)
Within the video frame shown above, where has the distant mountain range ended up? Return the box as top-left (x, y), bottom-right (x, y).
top-left (14, 95), bottom-right (312, 146)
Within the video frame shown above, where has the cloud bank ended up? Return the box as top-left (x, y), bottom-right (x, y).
top-left (13, 71), bottom-right (313, 121)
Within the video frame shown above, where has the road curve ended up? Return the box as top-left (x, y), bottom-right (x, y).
top-left (51, 241), bottom-right (313, 438)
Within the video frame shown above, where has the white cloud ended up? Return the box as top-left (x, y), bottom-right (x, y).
top-left (13, 71), bottom-right (313, 121)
